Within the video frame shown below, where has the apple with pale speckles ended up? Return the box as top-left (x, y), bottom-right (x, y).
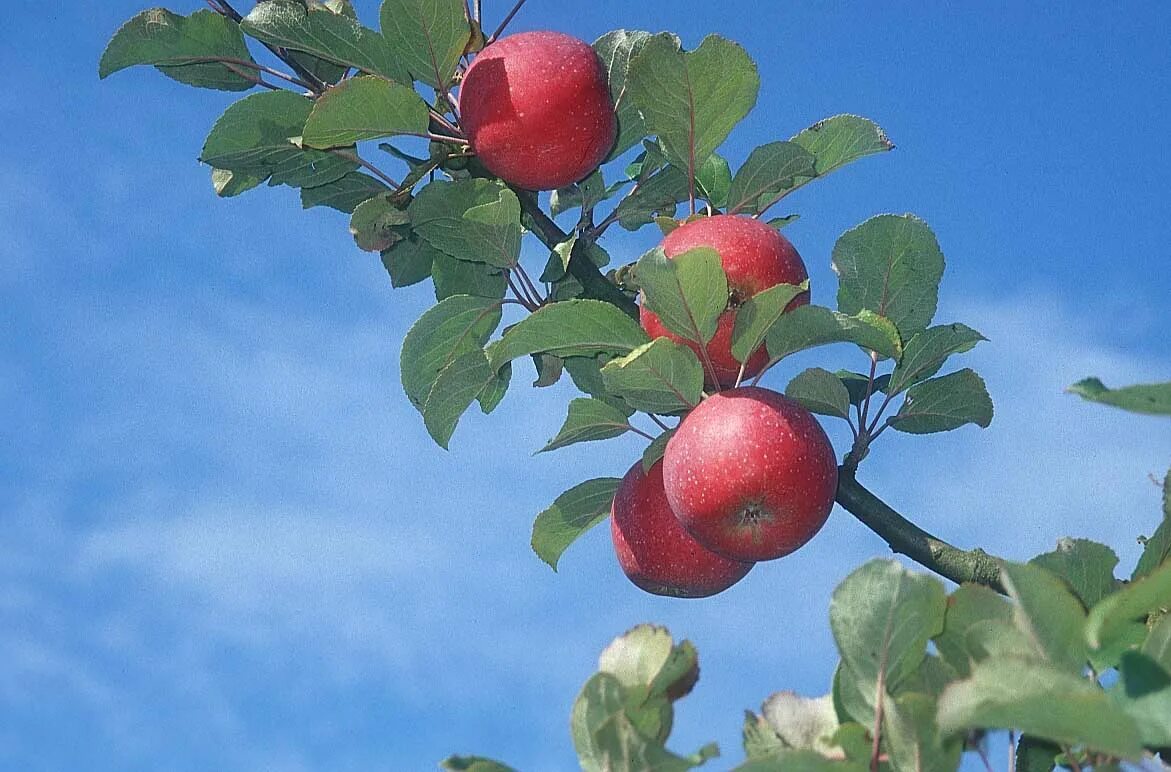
top-left (662, 386), bottom-right (837, 562)
top-left (458, 31), bottom-right (617, 191)
top-left (611, 460), bottom-right (753, 598)
top-left (641, 214), bottom-right (810, 388)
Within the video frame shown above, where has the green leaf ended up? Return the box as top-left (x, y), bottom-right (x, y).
top-left (563, 356), bottom-right (632, 411)
top-left (615, 166), bottom-right (690, 230)
top-left (594, 30), bottom-right (653, 160)
top-left (532, 478), bottom-right (621, 571)
top-left (381, 235), bottom-right (434, 287)
top-left (729, 282), bottom-right (809, 363)
top-left (1144, 613), bottom-right (1171, 671)
top-left (200, 91), bottom-right (357, 188)
top-left (887, 323), bottom-right (987, 395)
top-left (1086, 559), bottom-right (1171, 651)
top-left (759, 692), bottom-right (840, 756)
top-left (1014, 735), bottom-right (1061, 772)
top-left (409, 179), bottom-right (521, 269)
top-left (765, 306), bottom-right (902, 362)
top-left (301, 171), bottom-right (389, 212)
top-left (551, 172), bottom-right (609, 219)
top-left (241, 0), bottom-right (411, 84)
top-left (889, 369), bottom-right (993, 434)
top-left (540, 398), bottom-right (632, 453)
top-left (882, 693), bottom-right (961, 772)
top-left (572, 673), bottom-right (629, 772)
top-left (936, 657), bottom-right (1144, 759)
top-left (421, 349), bottom-right (493, 448)
top-left (349, 194), bottom-right (409, 252)
top-left (488, 300), bottom-right (649, 372)
top-left (637, 247), bottom-right (728, 345)
top-left (786, 368), bottom-right (852, 420)
top-left (1029, 538), bottom-right (1120, 609)
top-left (836, 370), bottom-right (891, 408)
top-left (1115, 651), bottom-right (1171, 746)
top-left (378, 0), bottom-right (469, 89)
top-left (1067, 378), bottom-right (1171, 416)
top-left (1134, 469), bottom-right (1171, 580)
top-left (598, 625), bottom-right (699, 703)
top-left (742, 712), bottom-right (786, 761)
top-left (733, 749), bottom-right (862, 772)
top-left (832, 214), bottom-right (945, 341)
top-left (626, 34), bottom-right (759, 184)
top-left (530, 354), bottom-right (563, 388)
top-left (726, 141), bottom-right (818, 215)
top-left (642, 429), bottom-right (675, 472)
top-left (211, 168), bottom-right (263, 198)
top-left (431, 252), bottom-right (507, 300)
top-left (440, 755), bottom-right (517, 772)
top-left (399, 295), bottom-right (501, 410)
top-left (601, 339), bottom-right (704, 415)
top-left (830, 560), bottom-right (947, 698)
top-left (934, 583), bottom-right (1015, 678)
top-left (999, 561), bottom-right (1088, 673)
top-left (791, 114), bottom-right (894, 178)
top-left (477, 361), bottom-right (510, 414)
top-left (302, 75), bottom-right (429, 147)
top-left (696, 154), bottom-right (732, 209)
top-left (100, 9), bottom-right (256, 91)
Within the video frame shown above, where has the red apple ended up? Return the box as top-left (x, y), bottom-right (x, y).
top-left (611, 459), bottom-right (753, 598)
top-left (459, 31), bottom-right (617, 191)
top-left (662, 386), bottom-right (837, 562)
top-left (640, 214), bottom-right (810, 388)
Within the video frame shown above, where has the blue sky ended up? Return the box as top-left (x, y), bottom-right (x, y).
top-left (3, 1), bottom-right (1171, 770)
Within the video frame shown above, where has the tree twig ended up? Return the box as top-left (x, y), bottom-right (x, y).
top-left (326, 149), bottom-right (401, 189)
top-left (488, 0), bottom-right (529, 43)
top-left (835, 469), bottom-right (1006, 592)
top-left (513, 188), bottom-right (640, 319)
top-left (210, 0), bottom-right (329, 93)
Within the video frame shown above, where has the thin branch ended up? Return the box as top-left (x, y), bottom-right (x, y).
top-left (429, 110), bottom-right (463, 138)
top-left (327, 149), bottom-right (401, 189)
top-left (512, 188), bottom-right (640, 318)
top-left (1008, 731), bottom-right (1017, 772)
top-left (504, 270), bottom-right (539, 311)
top-left (211, 0), bottom-right (329, 93)
top-left (514, 263), bottom-right (546, 305)
top-left (474, 0), bottom-right (482, 22)
top-left (835, 468), bottom-right (1006, 592)
top-left (630, 425), bottom-right (656, 442)
top-left (648, 413), bottom-right (671, 432)
top-left (488, 0), bottom-right (529, 43)
top-left (859, 351), bottom-right (880, 431)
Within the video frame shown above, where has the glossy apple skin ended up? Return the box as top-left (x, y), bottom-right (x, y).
top-left (459, 31), bottom-right (617, 191)
top-left (611, 460), bottom-right (753, 598)
top-left (640, 215), bottom-right (810, 388)
top-left (662, 387), bottom-right (838, 562)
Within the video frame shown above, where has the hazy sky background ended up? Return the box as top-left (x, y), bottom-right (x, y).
top-left (3, 1), bottom-right (1171, 770)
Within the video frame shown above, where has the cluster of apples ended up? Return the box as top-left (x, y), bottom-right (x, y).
top-left (459, 31), bottom-right (839, 597)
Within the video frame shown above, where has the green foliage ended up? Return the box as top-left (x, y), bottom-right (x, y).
top-left (642, 429), bottom-right (674, 472)
top-left (241, 0), bottom-right (412, 84)
top-left (626, 34), bottom-right (759, 186)
top-left (1086, 559), bottom-right (1171, 652)
top-left (594, 30), bottom-right (653, 160)
top-left (696, 154), bottom-right (732, 209)
top-left (99, 8), bottom-right (257, 91)
top-left (615, 166), bottom-right (690, 230)
top-left (1067, 378), bottom-right (1171, 416)
top-left (349, 194), bottom-right (408, 252)
top-left (729, 282), bottom-right (809, 363)
top-left (302, 75), bottom-right (429, 147)
top-left (409, 180), bottom-right (522, 269)
top-left (726, 141), bottom-right (818, 215)
top-left (888, 369), bottom-right (994, 434)
top-left (378, 0), bottom-right (469, 89)
top-left (765, 306), bottom-right (902, 363)
top-left (399, 295), bottom-right (501, 411)
top-left (636, 247), bottom-right (729, 346)
top-left (999, 561), bottom-right (1088, 673)
top-left (540, 398), bottom-right (633, 453)
top-left (201, 91), bottom-right (358, 188)
top-left (487, 300), bottom-right (649, 371)
top-left (786, 368), bottom-right (851, 420)
top-left (1134, 469), bottom-right (1171, 580)
top-left (937, 658), bottom-right (1145, 759)
top-left (792, 115), bottom-right (894, 177)
top-left (302, 172), bottom-right (389, 212)
top-left (886, 323), bottom-right (986, 395)
top-left (832, 214), bottom-right (945, 341)
top-left (601, 339), bottom-right (704, 414)
top-left (421, 349), bottom-right (494, 448)
top-left (431, 252), bottom-right (507, 300)
top-left (440, 756), bottom-right (516, 772)
top-left (531, 478), bottom-right (622, 571)
top-left (1029, 538), bottom-right (1120, 609)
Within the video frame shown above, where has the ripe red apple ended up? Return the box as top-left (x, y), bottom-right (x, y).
top-left (640, 214), bottom-right (810, 388)
top-left (662, 386), bottom-right (837, 562)
top-left (611, 459), bottom-right (753, 598)
top-left (459, 31), bottom-right (617, 191)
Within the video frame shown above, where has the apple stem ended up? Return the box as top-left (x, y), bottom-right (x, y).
top-left (487, 0), bottom-right (529, 44)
